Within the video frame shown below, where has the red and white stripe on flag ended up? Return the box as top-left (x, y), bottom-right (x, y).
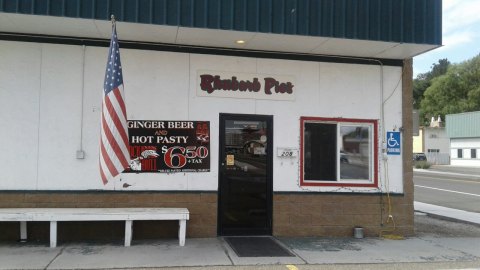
top-left (100, 22), bottom-right (130, 184)
top-left (99, 85), bottom-right (130, 184)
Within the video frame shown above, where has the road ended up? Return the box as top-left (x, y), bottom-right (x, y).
top-left (414, 169), bottom-right (480, 213)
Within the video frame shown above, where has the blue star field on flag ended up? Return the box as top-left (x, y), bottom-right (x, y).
top-left (104, 25), bottom-right (123, 95)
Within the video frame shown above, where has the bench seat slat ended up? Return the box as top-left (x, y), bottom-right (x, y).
top-left (0, 208), bottom-right (189, 221)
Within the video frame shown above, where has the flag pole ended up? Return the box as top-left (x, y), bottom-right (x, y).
top-left (100, 13), bottom-right (130, 184)
top-left (111, 14), bottom-right (116, 25)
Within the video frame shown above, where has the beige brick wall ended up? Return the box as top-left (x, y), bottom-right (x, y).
top-left (0, 192), bottom-right (217, 241)
top-left (0, 190), bottom-right (413, 240)
top-left (272, 193), bottom-right (413, 237)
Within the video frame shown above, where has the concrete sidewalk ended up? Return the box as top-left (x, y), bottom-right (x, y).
top-left (1, 199), bottom-right (480, 269)
top-left (415, 201), bottom-right (480, 225)
top-left (1, 230), bottom-right (479, 269)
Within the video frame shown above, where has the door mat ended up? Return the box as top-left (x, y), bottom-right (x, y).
top-left (224, 237), bottom-right (294, 257)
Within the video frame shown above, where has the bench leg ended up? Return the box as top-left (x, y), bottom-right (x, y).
top-left (20, 221), bottom-right (27, 242)
top-left (50, 221), bottom-right (57, 248)
top-left (178, 220), bottom-right (186, 246)
top-left (125, 220), bottom-right (133, 247)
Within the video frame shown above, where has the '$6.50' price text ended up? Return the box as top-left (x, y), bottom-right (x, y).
top-left (163, 146), bottom-right (209, 169)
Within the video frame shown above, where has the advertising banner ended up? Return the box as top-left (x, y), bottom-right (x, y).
top-left (125, 120), bottom-right (210, 173)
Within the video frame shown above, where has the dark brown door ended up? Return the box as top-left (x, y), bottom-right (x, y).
top-left (218, 113), bottom-right (273, 236)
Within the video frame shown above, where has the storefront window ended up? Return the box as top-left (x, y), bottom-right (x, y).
top-left (339, 125), bottom-right (371, 180)
top-left (300, 117), bottom-right (377, 187)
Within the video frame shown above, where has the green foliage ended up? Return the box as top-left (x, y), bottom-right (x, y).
top-left (414, 161), bottom-right (431, 169)
top-left (413, 59), bottom-right (450, 110)
top-left (420, 54), bottom-right (480, 123)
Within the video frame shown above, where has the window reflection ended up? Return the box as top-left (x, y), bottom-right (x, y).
top-left (225, 120), bottom-right (267, 173)
top-left (340, 125), bottom-right (370, 180)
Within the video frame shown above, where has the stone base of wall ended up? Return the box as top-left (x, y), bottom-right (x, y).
top-left (0, 192), bottom-right (217, 242)
top-left (273, 193), bottom-right (414, 237)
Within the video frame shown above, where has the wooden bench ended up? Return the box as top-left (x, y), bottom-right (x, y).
top-left (0, 208), bottom-right (189, 248)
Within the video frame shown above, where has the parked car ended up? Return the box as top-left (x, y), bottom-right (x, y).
top-left (413, 153), bottom-right (427, 161)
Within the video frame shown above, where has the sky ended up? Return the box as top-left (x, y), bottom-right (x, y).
top-left (413, 0), bottom-right (480, 77)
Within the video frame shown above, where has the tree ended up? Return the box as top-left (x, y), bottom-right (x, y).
top-left (420, 54), bottom-right (480, 123)
top-left (413, 58), bottom-right (450, 109)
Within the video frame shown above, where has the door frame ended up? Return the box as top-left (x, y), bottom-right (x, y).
top-left (217, 113), bottom-right (274, 236)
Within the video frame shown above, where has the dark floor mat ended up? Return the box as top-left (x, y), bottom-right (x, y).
top-left (224, 236), bottom-right (294, 257)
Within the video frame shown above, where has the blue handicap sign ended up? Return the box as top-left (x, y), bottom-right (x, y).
top-left (386, 132), bottom-right (401, 155)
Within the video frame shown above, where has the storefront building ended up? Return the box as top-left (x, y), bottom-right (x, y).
top-left (447, 111), bottom-right (480, 167)
top-left (0, 0), bottom-right (442, 241)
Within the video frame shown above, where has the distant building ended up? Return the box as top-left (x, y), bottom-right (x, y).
top-left (412, 116), bottom-right (450, 164)
top-left (446, 111), bottom-right (480, 167)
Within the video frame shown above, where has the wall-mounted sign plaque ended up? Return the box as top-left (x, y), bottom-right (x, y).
top-left (197, 70), bottom-right (296, 101)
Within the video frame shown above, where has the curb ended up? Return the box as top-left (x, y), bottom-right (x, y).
top-left (415, 210), bottom-right (480, 228)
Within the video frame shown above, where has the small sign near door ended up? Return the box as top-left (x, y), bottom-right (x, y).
top-left (386, 131), bottom-right (401, 155)
top-left (277, 148), bottom-right (297, 157)
top-left (226, 155), bottom-right (235, 166)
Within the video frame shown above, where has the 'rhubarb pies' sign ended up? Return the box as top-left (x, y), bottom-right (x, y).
top-left (197, 70), bottom-right (295, 101)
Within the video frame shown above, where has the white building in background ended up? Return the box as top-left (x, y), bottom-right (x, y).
top-left (446, 111), bottom-right (480, 167)
top-left (412, 116), bottom-right (450, 164)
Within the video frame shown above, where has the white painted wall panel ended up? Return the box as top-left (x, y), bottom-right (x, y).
top-left (0, 41), bottom-right (405, 193)
top-left (36, 44), bottom-right (84, 190)
top-left (451, 138), bottom-right (480, 148)
top-left (380, 66), bottom-right (404, 194)
top-left (123, 50), bottom-right (189, 121)
top-left (451, 159), bottom-right (480, 166)
top-left (80, 46), bottom-right (113, 190)
top-left (318, 63), bottom-right (382, 119)
top-left (256, 58), bottom-right (319, 192)
top-left (0, 41), bottom-right (41, 189)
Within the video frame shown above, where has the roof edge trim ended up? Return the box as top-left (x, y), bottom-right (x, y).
top-left (0, 32), bottom-right (404, 67)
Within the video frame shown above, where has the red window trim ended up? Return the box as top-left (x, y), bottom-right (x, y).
top-left (299, 116), bottom-right (379, 188)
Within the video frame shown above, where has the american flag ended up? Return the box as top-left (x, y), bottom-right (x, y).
top-left (99, 22), bottom-right (130, 184)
